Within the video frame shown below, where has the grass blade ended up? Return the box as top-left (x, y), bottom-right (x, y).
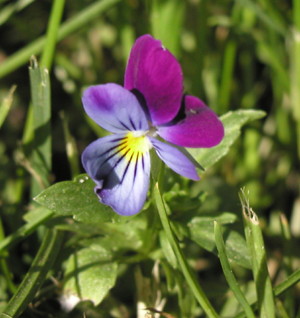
top-left (291, 0), bottom-right (300, 159)
top-left (235, 268), bottom-right (300, 318)
top-left (218, 40), bottom-right (237, 113)
top-left (0, 0), bottom-right (120, 78)
top-left (0, 0), bottom-right (34, 26)
top-left (28, 57), bottom-right (51, 193)
top-left (40, 0), bottom-right (66, 68)
top-left (150, 0), bottom-right (185, 56)
top-left (214, 221), bottom-right (256, 318)
top-left (0, 228), bottom-right (64, 318)
top-left (239, 189), bottom-right (275, 317)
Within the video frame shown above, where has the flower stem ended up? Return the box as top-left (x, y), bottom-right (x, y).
top-left (153, 182), bottom-right (218, 318)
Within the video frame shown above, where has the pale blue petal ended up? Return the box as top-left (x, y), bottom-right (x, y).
top-left (82, 83), bottom-right (149, 133)
top-left (149, 137), bottom-right (200, 181)
top-left (82, 134), bottom-right (151, 216)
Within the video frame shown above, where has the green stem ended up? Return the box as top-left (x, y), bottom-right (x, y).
top-left (0, 0), bottom-right (120, 78)
top-left (153, 183), bottom-right (218, 318)
top-left (0, 228), bottom-right (64, 318)
top-left (40, 0), bottom-right (66, 68)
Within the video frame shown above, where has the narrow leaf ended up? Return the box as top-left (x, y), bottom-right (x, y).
top-left (29, 57), bottom-right (51, 193)
top-left (214, 221), bottom-right (255, 318)
top-left (239, 189), bottom-right (275, 317)
top-left (0, 229), bottom-right (63, 318)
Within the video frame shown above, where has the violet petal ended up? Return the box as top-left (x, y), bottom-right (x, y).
top-left (124, 34), bottom-right (183, 126)
top-left (157, 96), bottom-right (224, 148)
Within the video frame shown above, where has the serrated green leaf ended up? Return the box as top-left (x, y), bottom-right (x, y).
top-left (63, 246), bottom-right (118, 306)
top-left (188, 216), bottom-right (251, 269)
top-left (34, 174), bottom-right (122, 223)
top-left (78, 212), bottom-right (153, 252)
top-left (188, 109), bottom-right (266, 169)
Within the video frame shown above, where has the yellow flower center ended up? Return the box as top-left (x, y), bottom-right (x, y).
top-left (118, 132), bottom-right (151, 162)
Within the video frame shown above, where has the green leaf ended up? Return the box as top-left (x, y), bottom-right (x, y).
top-left (188, 109), bottom-right (266, 169)
top-left (79, 212), bottom-right (154, 252)
top-left (63, 245), bottom-right (118, 306)
top-left (34, 174), bottom-right (123, 223)
top-left (188, 214), bottom-right (251, 269)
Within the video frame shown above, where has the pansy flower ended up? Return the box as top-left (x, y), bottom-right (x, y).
top-left (82, 34), bottom-right (224, 216)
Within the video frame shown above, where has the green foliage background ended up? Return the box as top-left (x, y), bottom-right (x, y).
top-left (0, 0), bottom-right (299, 317)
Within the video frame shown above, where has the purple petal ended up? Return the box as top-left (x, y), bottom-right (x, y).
top-left (82, 134), bottom-right (151, 216)
top-left (82, 83), bottom-right (149, 133)
top-left (157, 96), bottom-right (224, 148)
top-left (124, 34), bottom-right (183, 126)
top-left (149, 137), bottom-right (200, 181)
